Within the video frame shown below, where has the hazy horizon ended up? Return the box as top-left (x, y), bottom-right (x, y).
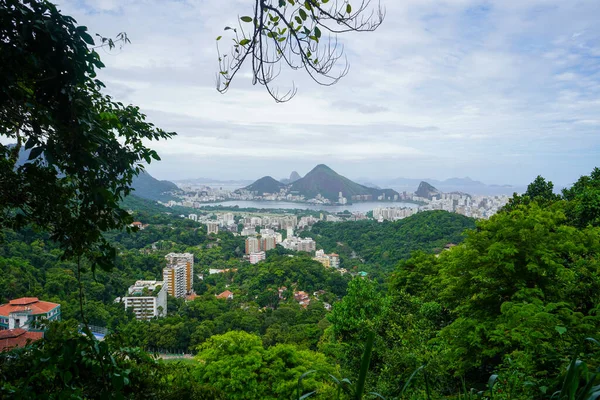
top-left (24, 0), bottom-right (600, 187)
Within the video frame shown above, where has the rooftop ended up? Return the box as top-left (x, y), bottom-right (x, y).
top-left (0, 298), bottom-right (60, 316)
top-left (0, 328), bottom-right (44, 352)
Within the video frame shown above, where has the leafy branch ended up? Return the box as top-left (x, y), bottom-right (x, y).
top-left (216, 0), bottom-right (385, 102)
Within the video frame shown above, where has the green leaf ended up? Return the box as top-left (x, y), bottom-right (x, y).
top-left (314, 26), bottom-right (321, 38)
top-left (240, 16), bottom-right (253, 23)
top-left (555, 326), bottom-right (567, 336)
top-left (239, 39), bottom-right (251, 46)
top-left (346, 3), bottom-right (352, 14)
top-left (28, 147), bottom-right (44, 160)
top-left (299, 9), bottom-right (307, 20)
top-left (216, 36), bottom-right (222, 41)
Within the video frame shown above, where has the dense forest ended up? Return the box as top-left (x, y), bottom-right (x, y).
top-left (2, 168), bottom-right (600, 399)
top-left (2, 1), bottom-right (600, 398)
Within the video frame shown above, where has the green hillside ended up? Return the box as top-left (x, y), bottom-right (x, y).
top-left (289, 164), bottom-right (398, 201)
top-left (243, 176), bottom-right (285, 195)
top-left (131, 171), bottom-right (181, 201)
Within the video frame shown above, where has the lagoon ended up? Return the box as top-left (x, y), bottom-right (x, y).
top-left (198, 200), bottom-right (419, 213)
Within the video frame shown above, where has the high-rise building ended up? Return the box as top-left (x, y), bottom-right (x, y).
top-left (206, 222), bottom-right (219, 235)
top-left (260, 235), bottom-right (277, 251)
top-left (121, 281), bottom-right (167, 320)
top-left (245, 237), bottom-right (260, 254)
top-left (163, 253), bottom-right (194, 298)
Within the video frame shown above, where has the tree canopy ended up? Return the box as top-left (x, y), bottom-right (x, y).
top-left (0, 0), bottom-right (173, 271)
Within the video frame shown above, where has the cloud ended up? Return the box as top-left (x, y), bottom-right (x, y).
top-left (40, 0), bottom-right (600, 185)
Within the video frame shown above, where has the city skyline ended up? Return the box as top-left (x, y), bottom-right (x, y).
top-left (51, 0), bottom-right (600, 186)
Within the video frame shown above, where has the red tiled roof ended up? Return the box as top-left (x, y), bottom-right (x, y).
top-left (9, 298), bottom-right (38, 306)
top-left (0, 329), bottom-right (43, 352)
top-left (216, 290), bottom-right (233, 299)
top-left (0, 298), bottom-right (60, 317)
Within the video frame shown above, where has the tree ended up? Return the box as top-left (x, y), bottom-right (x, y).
top-left (216, 0), bottom-right (385, 101)
top-left (502, 175), bottom-right (560, 213)
top-left (562, 167), bottom-right (600, 228)
top-left (0, 0), bottom-right (173, 273)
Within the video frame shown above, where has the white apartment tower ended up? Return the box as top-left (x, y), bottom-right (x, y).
top-left (163, 253), bottom-right (194, 298)
top-left (121, 280), bottom-right (167, 320)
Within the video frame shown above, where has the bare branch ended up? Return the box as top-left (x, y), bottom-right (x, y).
top-left (216, 0), bottom-right (384, 102)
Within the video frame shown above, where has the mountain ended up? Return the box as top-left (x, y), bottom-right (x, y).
top-left (379, 176), bottom-right (526, 196)
top-left (289, 171), bottom-right (301, 182)
top-left (131, 171), bottom-right (181, 202)
top-left (415, 181), bottom-right (441, 200)
top-left (280, 171), bottom-right (302, 184)
top-left (289, 164), bottom-right (399, 202)
top-left (8, 144), bottom-right (178, 202)
top-left (243, 176), bottom-right (285, 195)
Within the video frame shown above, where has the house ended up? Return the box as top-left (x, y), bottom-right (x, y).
top-left (131, 221), bottom-right (147, 230)
top-left (294, 291), bottom-right (310, 308)
top-left (0, 328), bottom-right (43, 352)
top-left (0, 297), bottom-right (61, 331)
top-left (216, 290), bottom-right (234, 300)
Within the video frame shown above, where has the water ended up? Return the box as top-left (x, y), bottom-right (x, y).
top-left (198, 200), bottom-right (419, 213)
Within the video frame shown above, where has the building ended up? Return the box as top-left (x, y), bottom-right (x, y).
top-left (298, 238), bottom-right (316, 253)
top-left (163, 253), bottom-right (194, 298)
top-left (121, 280), bottom-right (167, 320)
top-left (249, 251), bottom-right (266, 264)
top-left (216, 290), bottom-right (234, 300)
top-left (206, 222), bottom-right (219, 234)
top-left (245, 237), bottom-right (260, 254)
top-left (0, 328), bottom-right (44, 352)
top-left (328, 253), bottom-right (340, 269)
top-left (188, 214), bottom-right (198, 221)
top-left (260, 235), bottom-right (277, 251)
top-left (0, 297), bottom-right (61, 331)
top-left (241, 226), bottom-right (257, 236)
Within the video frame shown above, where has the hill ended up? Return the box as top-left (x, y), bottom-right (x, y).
top-left (415, 181), bottom-right (441, 199)
top-left (307, 210), bottom-right (476, 271)
top-left (131, 171), bottom-right (181, 202)
top-left (243, 176), bottom-right (285, 195)
top-left (280, 171), bottom-right (302, 184)
top-left (290, 164), bottom-right (399, 202)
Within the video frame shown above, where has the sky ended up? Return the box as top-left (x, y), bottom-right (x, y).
top-left (54, 0), bottom-right (600, 185)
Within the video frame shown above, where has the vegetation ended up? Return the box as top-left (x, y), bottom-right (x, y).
top-left (131, 171), bottom-right (181, 202)
top-left (0, 0), bottom-right (173, 273)
top-left (216, 0), bottom-right (384, 101)
top-left (306, 210), bottom-right (476, 273)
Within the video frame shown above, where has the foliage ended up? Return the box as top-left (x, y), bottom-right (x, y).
top-left (0, 0), bottom-right (173, 272)
top-left (195, 331), bottom-right (337, 399)
top-left (0, 321), bottom-right (224, 399)
top-left (307, 210), bottom-right (476, 273)
top-left (216, 0), bottom-right (384, 101)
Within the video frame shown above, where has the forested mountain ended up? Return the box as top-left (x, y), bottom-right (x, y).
top-left (289, 164), bottom-right (399, 201)
top-left (131, 171), bottom-right (181, 201)
top-left (305, 210), bottom-right (476, 272)
top-left (242, 176), bottom-right (286, 195)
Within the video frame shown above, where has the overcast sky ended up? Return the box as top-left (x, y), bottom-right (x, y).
top-left (58, 0), bottom-right (599, 185)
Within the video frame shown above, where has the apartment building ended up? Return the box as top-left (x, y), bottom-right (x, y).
top-left (121, 280), bottom-right (167, 321)
top-left (163, 253), bottom-right (194, 298)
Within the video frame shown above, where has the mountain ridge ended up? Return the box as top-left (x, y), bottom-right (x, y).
top-left (244, 164), bottom-right (399, 202)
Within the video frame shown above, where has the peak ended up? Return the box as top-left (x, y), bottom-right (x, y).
top-left (314, 164), bottom-right (333, 170)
